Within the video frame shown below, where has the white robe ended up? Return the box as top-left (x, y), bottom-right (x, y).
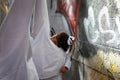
top-left (0, 0), bottom-right (39, 80)
top-left (31, 0), bottom-right (71, 79)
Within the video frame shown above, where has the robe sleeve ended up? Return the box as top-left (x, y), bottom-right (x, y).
top-left (64, 51), bottom-right (72, 70)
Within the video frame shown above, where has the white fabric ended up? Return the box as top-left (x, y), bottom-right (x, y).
top-left (0, 0), bottom-right (39, 80)
top-left (31, 0), bottom-right (71, 79)
top-left (39, 74), bottom-right (62, 80)
top-left (27, 58), bottom-right (39, 80)
top-left (64, 52), bottom-right (72, 70)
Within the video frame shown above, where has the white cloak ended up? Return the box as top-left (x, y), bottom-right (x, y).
top-left (31, 0), bottom-right (71, 79)
top-left (0, 0), bottom-right (39, 80)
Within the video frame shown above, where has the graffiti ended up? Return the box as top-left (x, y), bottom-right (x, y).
top-left (98, 6), bottom-right (116, 44)
top-left (57, 0), bottom-right (81, 41)
top-left (84, 5), bottom-right (120, 47)
top-left (62, 0), bottom-right (73, 16)
top-left (82, 0), bottom-right (120, 79)
top-left (115, 17), bottom-right (120, 34)
top-left (84, 50), bottom-right (120, 80)
top-left (115, 17), bottom-right (120, 46)
top-left (114, 0), bottom-right (120, 15)
top-left (84, 6), bottom-right (99, 43)
top-left (103, 51), bottom-right (120, 79)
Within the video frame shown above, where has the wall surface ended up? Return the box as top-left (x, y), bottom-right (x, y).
top-left (47, 0), bottom-right (120, 80)
top-left (78, 0), bottom-right (120, 80)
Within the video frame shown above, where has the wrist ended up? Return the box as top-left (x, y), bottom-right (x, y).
top-left (64, 66), bottom-right (68, 70)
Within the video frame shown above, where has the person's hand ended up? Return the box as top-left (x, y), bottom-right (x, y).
top-left (60, 66), bottom-right (68, 73)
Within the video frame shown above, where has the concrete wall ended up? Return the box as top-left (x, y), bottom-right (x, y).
top-left (78, 0), bottom-right (120, 80)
